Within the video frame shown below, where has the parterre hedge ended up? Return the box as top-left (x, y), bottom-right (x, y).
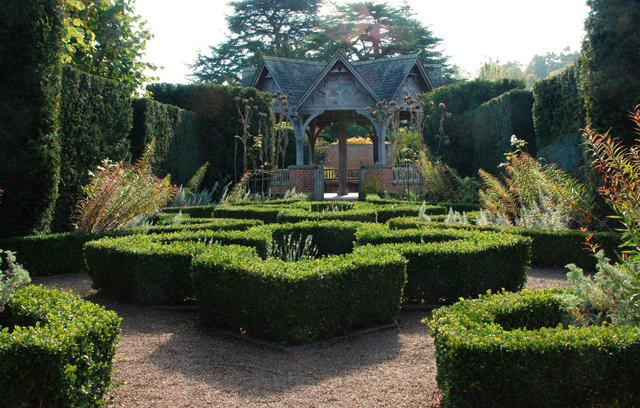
top-left (277, 206), bottom-right (378, 223)
top-left (356, 224), bottom-right (531, 303)
top-left (388, 217), bottom-right (619, 269)
top-left (0, 218), bottom-right (262, 276)
top-left (0, 285), bottom-right (121, 407)
top-left (192, 244), bottom-right (407, 343)
top-left (429, 288), bottom-right (640, 407)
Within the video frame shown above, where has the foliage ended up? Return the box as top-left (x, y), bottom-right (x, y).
top-left (62, 0), bottom-right (158, 93)
top-left (418, 201), bottom-right (432, 222)
top-left (189, 0), bottom-right (323, 84)
top-left (525, 46), bottom-right (581, 80)
top-left (388, 217), bottom-right (620, 269)
top-left (0, 285), bottom-right (121, 407)
top-left (444, 208), bottom-right (469, 225)
top-left (478, 136), bottom-right (594, 230)
top-left (192, 244), bottom-right (407, 343)
top-left (472, 88), bottom-right (535, 173)
top-left (129, 97), bottom-right (201, 186)
top-left (560, 251), bottom-right (640, 327)
top-left (356, 224), bottom-right (531, 303)
top-left (72, 141), bottom-right (176, 232)
top-left (0, 251), bottom-right (30, 313)
top-left (54, 66), bottom-right (133, 232)
top-left (0, 0), bottom-right (65, 238)
top-left (310, 1), bottom-right (450, 74)
top-left (532, 60), bottom-right (587, 174)
top-left (272, 233), bottom-right (319, 262)
top-left (147, 83), bottom-right (278, 187)
top-left (428, 288), bottom-right (640, 407)
top-left (418, 150), bottom-right (481, 203)
top-left (422, 79), bottom-right (526, 176)
top-left (580, 0), bottom-right (640, 140)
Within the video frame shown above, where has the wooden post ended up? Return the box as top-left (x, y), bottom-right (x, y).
top-left (338, 111), bottom-right (348, 196)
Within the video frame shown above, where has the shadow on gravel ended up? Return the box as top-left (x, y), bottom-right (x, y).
top-left (86, 289), bottom-right (433, 399)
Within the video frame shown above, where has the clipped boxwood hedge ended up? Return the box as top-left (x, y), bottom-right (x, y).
top-left (191, 244), bottom-right (407, 343)
top-left (277, 206), bottom-right (377, 223)
top-left (375, 203), bottom-right (445, 224)
top-left (356, 224), bottom-right (531, 303)
top-left (429, 288), bottom-right (640, 407)
top-left (266, 220), bottom-right (362, 257)
top-left (0, 218), bottom-right (262, 276)
top-left (212, 205), bottom-right (282, 224)
top-left (0, 285), bottom-right (121, 407)
top-left (388, 217), bottom-right (619, 269)
top-left (84, 228), bottom-right (273, 303)
top-left (161, 205), bottom-right (217, 218)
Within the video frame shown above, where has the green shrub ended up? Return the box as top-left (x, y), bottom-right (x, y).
top-left (84, 228), bottom-right (273, 303)
top-left (213, 205), bottom-right (282, 224)
top-left (0, 285), bottom-right (121, 407)
top-left (374, 203), bottom-right (444, 224)
top-left (472, 88), bottom-right (535, 174)
top-left (54, 66), bottom-right (133, 232)
top-left (0, 218), bottom-right (261, 276)
top-left (356, 224), bottom-right (531, 303)
top-left (129, 98), bottom-right (201, 186)
top-left (266, 221), bottom-right (361, 257)
top-left (191, 244), bottom-right (407, 343)
top-left (162, 205), bottom-right (217, 218)
top-left (0, 250), bottom-right (31, 313)
top-left (387, 217), bottom-right (618, 269)
top-left (0, 0), bottom-right (65, 237)
top-left (429, 288), bottom-right (640, 407)
top-left (277, 206), bottom-right (378, 223)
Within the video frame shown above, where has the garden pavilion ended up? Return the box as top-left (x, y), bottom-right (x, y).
top-left (242, 51), bottom-right (442, 196)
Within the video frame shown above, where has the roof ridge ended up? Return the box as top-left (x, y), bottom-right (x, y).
top-left (352, 54), bottom-right (418, 66)
top-left (261, 56), bottom-right (326, 65)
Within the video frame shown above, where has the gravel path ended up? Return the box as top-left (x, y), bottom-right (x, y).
top-left (31, 266), bottom-right (572, 407)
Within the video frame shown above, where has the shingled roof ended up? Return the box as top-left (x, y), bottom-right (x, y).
top-left (243, 52), bottom-right (442, 106)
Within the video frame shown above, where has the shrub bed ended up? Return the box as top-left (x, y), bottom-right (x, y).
top-left (84, 228), bottom-right (272, 303)
top-left (388, 217), bottom-right (619, 269)
top-left (191, 244), bottom-right (407, 343)
top-left (0, 285), bottom-right (120, 407)
top-left (0, 218), bottom-right (262, 276)
top-left (356, 224), bottom-right (531, 303)
top-left (429, 288), bottom-right (640, 407)
top-left (277, 206), bottom-right (377, 223)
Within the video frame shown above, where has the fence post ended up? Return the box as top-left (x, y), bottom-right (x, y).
top-left (314, 161), bottom-right (324, 201)
top-left (358, 160), bottom-right (366, 201)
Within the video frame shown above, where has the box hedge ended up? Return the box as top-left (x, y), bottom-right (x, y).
top-left (212, 205), bottom-right (282, 224)
top-left (191, 244), bottom-right (407, 343)
top-left (161, 205), bottom-right (217, 218)
top-left (387, 217), bottom-right (619, 269)
top-left (0, 285), bottom-right (121, 407)
top-left (266, 220), bottom-right (362, 257)
top-left (84, 228), bottom-right (272, 303)
top-left (277, 206), bottom-right (378, 223)
top-left (0, 218), bottom-right (262, 276)
top-left (429, 288), bottom-right (640, 407)
top-left (356, 224), bottom-right (531, 303)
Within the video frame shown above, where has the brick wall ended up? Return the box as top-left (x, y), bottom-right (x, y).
top-left (324, 144), bottom-right (393, 168)
top-left (288, 167), bottom-right (315, 193)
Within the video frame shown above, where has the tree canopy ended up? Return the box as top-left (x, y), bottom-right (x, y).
top-left (189, 0), bottom-right (324, 84)
top-left (62, 0), bottom-right (158, 93)
top-left (189, 0), bottom-right (452, 84)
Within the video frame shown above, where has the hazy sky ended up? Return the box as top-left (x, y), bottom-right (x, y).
top-left (133, 0), bottom-right (590, 84)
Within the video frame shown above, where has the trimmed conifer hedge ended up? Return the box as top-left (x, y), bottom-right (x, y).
top-left (54, 66), bottom-right (133, 232)
top-left (0, 285), bottom-right (121, 407)
top-left (0, 0), bottom-right (65, 237)
top-left (429, 288), bottom-right (640, 407)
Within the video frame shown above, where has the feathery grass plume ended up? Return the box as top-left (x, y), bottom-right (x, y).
top-left (418, 201), bottom-right (432, 222)
top-left (0, 250), bottom-right (31, 313)
top-left (479, 136), bottom-right (593, 229)
top-left (72, 140), bottom-right (176, 232)
top-left (444, 207), bottom-right (469, 225)
top-left (272, 233), bottom-right (318, 263)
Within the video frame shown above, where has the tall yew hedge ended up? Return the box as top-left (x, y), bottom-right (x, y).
top-left (0, 0), bottom-right (65, 238)
top-left (130, 98), bottom-right (201, 187)
top-left (147, 83), bottom-right (273, 187)
top-left (533, 62), bottom-right (586, 175)
top-left (473, 89), bottom-right (535, 174)
top-left (422, 79), bottom-right (525, 176)
top-left (53, 66), bottom-right (133, 231)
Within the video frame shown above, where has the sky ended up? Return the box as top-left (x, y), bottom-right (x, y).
top-left (133, 0), bottom-right (590, 85)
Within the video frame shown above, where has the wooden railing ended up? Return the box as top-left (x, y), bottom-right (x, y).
top-left (393, 167), bottom-right (422, 184)
top-left (268, 169), bottom-right (290, 186)
top-left (324, 168), bottom-right (359, 181)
